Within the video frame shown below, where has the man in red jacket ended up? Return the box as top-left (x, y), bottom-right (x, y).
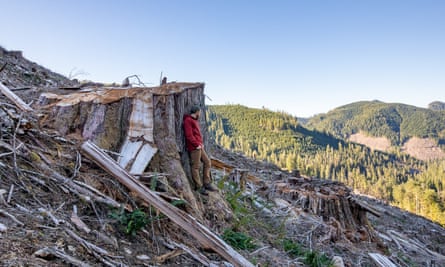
top-left (183, 105), bottom-right (218, 194)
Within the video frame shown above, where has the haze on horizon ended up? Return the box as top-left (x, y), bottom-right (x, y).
top-left (1, 0), bottom-right (444, 117)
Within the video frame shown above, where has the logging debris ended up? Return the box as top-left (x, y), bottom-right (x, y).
top-left (1, 47), bottom-right (445, 266)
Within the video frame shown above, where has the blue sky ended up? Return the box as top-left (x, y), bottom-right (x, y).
top-left (1, 0), bottom-right (444, 117)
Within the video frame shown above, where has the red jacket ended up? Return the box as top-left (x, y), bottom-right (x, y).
top-left (183, 114), bottom-right (203, 152)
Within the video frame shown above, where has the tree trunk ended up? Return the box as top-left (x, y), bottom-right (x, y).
top-left (37, 83), bottom-right (207, 216)
top-left (150, 85), bottom-right (207, 216)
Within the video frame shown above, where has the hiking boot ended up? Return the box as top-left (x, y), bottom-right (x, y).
top-left (197, 187), bottom-right (208, 195)
top-left (204, 183), bottom-right (218, 192)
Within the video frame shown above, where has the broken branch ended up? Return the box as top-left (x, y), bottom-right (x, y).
top-left (34, 247), bottom-right (91, 267)
top-left (0, 208), bottom-right (24, 226)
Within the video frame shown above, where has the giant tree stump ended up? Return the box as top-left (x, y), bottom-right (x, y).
top-left (268, 176), bottom-right (381, 243)
top-left (37, 83), bottom-right (208, 216)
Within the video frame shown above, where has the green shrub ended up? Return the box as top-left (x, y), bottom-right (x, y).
top-left (303, 250), bottom-right (333, 267)
top-left (283, 239), bottom-right (333, 267)
top-left (222, 229), bottom-right (256, 250)
top-left (110, 208), bottom-right (149, 236)
top-left (283, 238), bottom-right (304, 257)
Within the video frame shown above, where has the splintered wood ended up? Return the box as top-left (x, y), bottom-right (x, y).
top-left (117, 93), bottom-right (157, 174)
top-left (39, 87), bottom-right (158, 175)
top-left (368, 253), bottom-right (398, 267)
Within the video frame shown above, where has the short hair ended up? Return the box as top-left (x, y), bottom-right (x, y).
top-left (190, 105), bottom-right (200, 114)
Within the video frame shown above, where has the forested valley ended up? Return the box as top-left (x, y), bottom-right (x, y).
top-left (207, 104), bottom-right (445, 226)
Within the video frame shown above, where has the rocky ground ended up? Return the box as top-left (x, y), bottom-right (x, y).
top-left (210, 145), bottom-right (445, 267)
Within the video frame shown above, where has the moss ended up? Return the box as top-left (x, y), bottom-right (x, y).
top-left (29, 152), bottom-right (41, 162)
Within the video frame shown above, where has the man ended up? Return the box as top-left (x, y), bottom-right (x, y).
top-left (183, 105), bottom-right (218, 194)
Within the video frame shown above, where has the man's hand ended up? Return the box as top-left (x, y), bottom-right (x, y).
top-left (196, 145), bottom-right (202, 150)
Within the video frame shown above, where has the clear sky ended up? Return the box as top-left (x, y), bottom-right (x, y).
top-left (1, 0), bottom-right (444, 117)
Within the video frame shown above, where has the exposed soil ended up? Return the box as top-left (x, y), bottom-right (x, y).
top-left (348, 132), bottom-right (392, 152)
top-left (401, 137), bottom-right (445, 161)
top-left (349, 132), bottom-right (445, 161)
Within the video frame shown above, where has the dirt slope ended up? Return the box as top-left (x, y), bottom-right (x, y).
top-left (401, 137), bottom-right (445, 161)
top-left (349, 132), bottom-right (445, 160)
top-left (348, 132), bottom-right (392, 152)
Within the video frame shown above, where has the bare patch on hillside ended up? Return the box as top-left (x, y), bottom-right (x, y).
top-left (348, 132), bottom-right (391, 152)
top-left (402, 137), bottom-right (445, 161)
top-left (349, 132), bottom-right (445, 161)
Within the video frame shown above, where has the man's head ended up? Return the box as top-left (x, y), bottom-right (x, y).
top-left (190, 105), bottom-right (201, 119)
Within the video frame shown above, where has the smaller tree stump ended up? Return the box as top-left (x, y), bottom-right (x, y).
top-left (267, 177), bottom-right (380, 243)
top-left (228, 168), bottom-right (248, 191)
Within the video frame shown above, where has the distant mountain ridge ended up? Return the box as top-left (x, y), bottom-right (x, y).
top-left (307, 100), bottom-right (445, 143)
top-left (305, 100), bottom-right (445, 160)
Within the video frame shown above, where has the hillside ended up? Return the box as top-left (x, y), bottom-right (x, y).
top-left (208, 104), bottom-right (445, 227)
top-left (2, 48), bottom-right (445, 267)
top-left (0, 46), bottom-right (76, 89)
top-left (207, 105), bottom-right (342, 163)
top-left (305, 100), bottom-right (445, 160)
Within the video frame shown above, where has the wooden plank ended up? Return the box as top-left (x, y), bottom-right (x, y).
top-left (129, 143), bottom-right (157, 174)
top-left (118, 140), bottom-right (143, 169)
top-left (81, 141), bottom-right (254, 267)
top-left (0, 82), bottom-right (33, 112)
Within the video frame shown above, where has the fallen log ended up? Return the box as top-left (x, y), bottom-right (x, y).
top-left (387, 230), bottom-right (445, 260)
top-left (349, 197), bottom-right (381, 217)
top-left (211, 157), bottom-right (262, 185)
top-left (34, 247), bottom-right (90, 267)
top-left (0, 82), bottom-right (33, 112)
top-left (81, 140), bottom-right (254, 267)
top-left (368, 253), bottom-right (397, 267)
top-left (164, 239), bottom-right (214, 266)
